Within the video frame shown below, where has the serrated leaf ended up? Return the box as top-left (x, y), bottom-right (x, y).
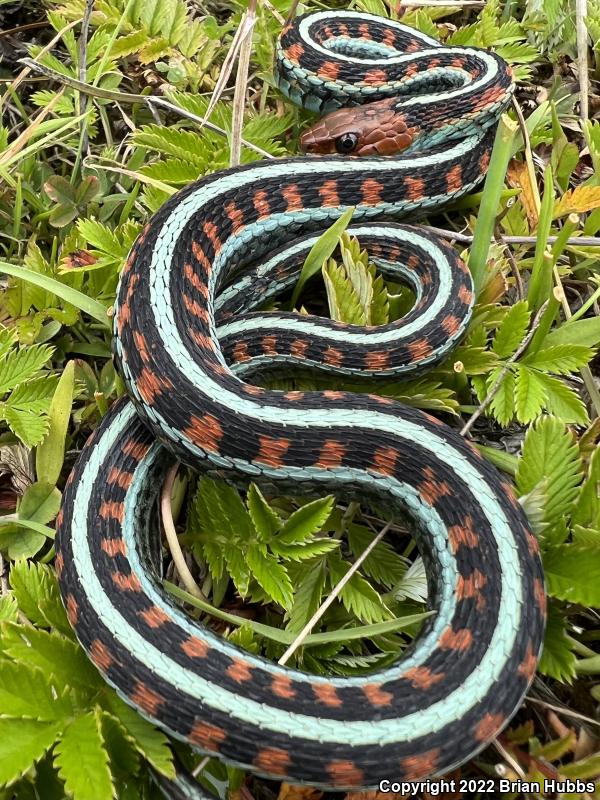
top-left (488, 366), bottom-right (516, 425)
top-left (246, 544), bottom-right (293, 609)
top-left (493, 300), bottom-right (530, 358)
top-left (3, 407), bottom-right (50, 446)
top-left (514, 366), bottom-right (546, 423)
top-left (190, 477), bottom-right (254, 542)
top-left (516, 417), bottom-right (583, 531)
top-left (99, 713), bottom-right (141, 782)
top-left (223, 544), bottom-right (251, 597)
top-left (291, 209), bottom-right (354, 308)
top-left (9, 560), bottom-right (72, 635)
top-left (275, 496), bottom-right (334, 546)
top-left (0, 344), bottom-right (53, 394)
top-left (533, 372), bottom-right (589, 425)
top-left (104, 695), bottom-right (175, 779)
top-left (8, 375), bottom-right (59, 412)
top-left (538, 604), bottom-right (576, 682)
top-left (393, 556), bottom-right (428, 602)
top-left (0, 660), bottom-right (75, 720)
top-left (346, 524), bottom-right (406, 587)
top-left (323, 259), bottom-right (366, 325)
top-left (247, 484), bottom-right (281, 540)
top-left (77, 219), bottom-right (121, 255)
top-left (0, 719), bottom-right (62, 786)
top-left (451, 346), bottom-right (500, 375)
top-left (0, 622), bottom-right (100, 690)
top-left (328, 553), bottom-right (393, 624)
top-left (0, 594), bottom-right (18, 622)
top-left (286, 560), bottom-right (327, 634)
top-left (270, 537), bottom-right (339, 561)
top-left (544, 545), bottom-right (600, 606)
top-left (572, 447), bottom-right (600, 529)
top-left (542, 317), bottom-right (600, 349)
top-left (522, 344), bottom-right (594, 374)
top-left (54, 712), bottom-right (114, 800)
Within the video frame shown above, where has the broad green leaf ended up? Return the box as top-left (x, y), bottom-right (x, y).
top-left (99, 713), bottom-right (141, 783)
top-left (290, 208), bottom-right (355, 308)
top-left (8, 375), bottom-right (59, 412)
top-left (0, 660), bottom-right (75, 720)
top-left (542, 317), bottom-right (600, 349)
top-left (275, 496), bottom-right (334, 545)
top-left (246, 484), bottom-right (281, 540)
top-left (538, 604), bottom-right (576, 682)
top-left (54, 712), bottom-right (115, 800)
top-left (76, 219), bottom-right (121, 254)
top-left (36, 361), bottom-right (75, 486)
top-left (328, 553), bottom-right (393, 624)
top-left (516, 417), bottom-right (583, 531)
top-left (104, 695), bottom-right (175, 779)
top-left (0, 719), bottom-right (62, 786)
top-left (346, 524), bottom-right (406, 587)
top-left (0, 261), bottom-right (110, 327)
top-left (246, 545), bottom-right (293, 610)
top-left (544, 545), bottom-right (600, 606)
top-left (493, 300), bottom-right (530, 358)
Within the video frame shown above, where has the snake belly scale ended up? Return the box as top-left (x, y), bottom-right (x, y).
top-left (56, 10), bottom-right (546, 795)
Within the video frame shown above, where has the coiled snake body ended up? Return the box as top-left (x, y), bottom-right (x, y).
top-left (56, 11), bottom-right (546, 797)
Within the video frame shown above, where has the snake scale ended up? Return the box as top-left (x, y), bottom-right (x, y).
top-left (56, 10), bottom-right (546, 798)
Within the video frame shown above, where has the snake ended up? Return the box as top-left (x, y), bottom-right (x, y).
top-left (56, 9), bottom-right (546, 798)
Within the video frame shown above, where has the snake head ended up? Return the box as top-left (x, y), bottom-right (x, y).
top-left (300, 99), bottom-right (418, 157)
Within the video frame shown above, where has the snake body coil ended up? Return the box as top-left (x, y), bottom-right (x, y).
top-left (57, 11), bottom-right (546, 796)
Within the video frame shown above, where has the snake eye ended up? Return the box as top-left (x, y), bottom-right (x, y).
top-left (335, 132), bottom-right (359, 154)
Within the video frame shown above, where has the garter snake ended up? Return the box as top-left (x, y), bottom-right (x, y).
top-left (56, 10), bottom-right (546, 797)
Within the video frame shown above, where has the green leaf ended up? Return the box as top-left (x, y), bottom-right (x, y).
top-left (538, 603), bottom-right (577, 682)
top-left (0, 261), bottom-right (110, 327)
top-left (76, 219), bottom-right (121, 255)
top-left (0, 622), bottom-right (100, 690)
top-left (328, 553), bottom-right (393, 624)
top-left (286, 560), bottom-right (327, 634)
top-left (270, 537), bottom-right (339, 561)
top-left (223, 544), bottom-right (251, 598)
top-left (544, 545), bottom-right (600, 606)
top-left (322, 259), bottom-right (366, 325)
top-left (572, 447), bottom-right (600, 529)
top-left (275, 496), bottom-right (334, 545)
top-left (488, 366), bottom-right (516, 425)
top-left (246, 545), bottom-right (293, 610)
top-left (9, 560), bottom-right (72, 635)
top-left (3, 407), bottom-right (50, 447)
top-left (190, 477), bottom-right (254, 543)
top-left (0, 660), bottom-right (75, 720)
top-left (290, 209), bottom-right (355, 308)
top-left (0, 594), bottom-right (18, 622)
top-left (533, 372), bottom-right (589, 425)
top-left (36, 361), bottom-right (75, 486)
top-left (246, 484), bottom-right (281, 540)
top-left (516, 416), bottom-right (583, 532)
top-left (19, 481), bottom-right (61, 525)
top-left (0, 344), bottom-right (53, 395)
top-left (514, 366), bottom-right (546, 423)
top-left (104, 695), bottom-right (175, 779)
top-left (0, 719), bottom-right (62, 786)
top-left (346, 524), bottom-right (406, 588)
top-left (522, 344), bottom-right (594, 374)
top-left (542, 317), bottom-right (600, 348)
top-left (54, 712), bottom-right (115, 800)
top-left (493, 300), bottom-right (530, 357)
